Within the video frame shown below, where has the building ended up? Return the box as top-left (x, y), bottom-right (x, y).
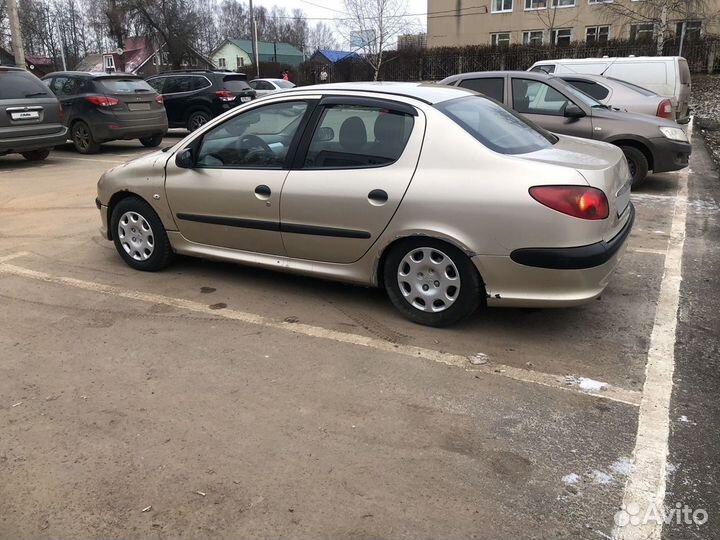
top-left (1, 46), bottom-right (54, 76)
top-left (209, 39), bottom-right (305, 70)
top-left (75, 37), bottom-right (213, 77)
top-left (398, 33), bottom-right (428, 50)
top-left (308, 49), bottom-right (363, 64)
top-left (427, 0), bottom-right (720, 48)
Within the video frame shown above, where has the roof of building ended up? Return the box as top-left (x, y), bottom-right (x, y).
top-left (221, 39), bottom-right (304, 58)
top-left (75, 37), bottom-right (156, 73)
top-left (313, 49), bottom-right (362, 63)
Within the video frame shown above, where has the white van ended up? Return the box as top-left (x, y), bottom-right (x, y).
top-left (528, 57), bottom-right (691, 123)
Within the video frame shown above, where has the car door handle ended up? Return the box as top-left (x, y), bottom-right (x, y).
top-left (255, 184), bottom-right (272, 199)
top-left (368, 189), bottom-right (388, 205)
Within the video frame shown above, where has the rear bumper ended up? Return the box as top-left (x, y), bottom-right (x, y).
top-left (93, 120), bottom-right (168, 142)
top-left (650, 137), bottom-right (691, 173)
top-left (0, 127), bottom-right (68, 154)
top-left (476, 205), bottom-right (634, 307)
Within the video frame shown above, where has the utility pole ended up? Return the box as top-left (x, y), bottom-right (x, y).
top-left (249, 0), bottom-right (260, 78)
top-left (7, 0), bottom-right (26, 69)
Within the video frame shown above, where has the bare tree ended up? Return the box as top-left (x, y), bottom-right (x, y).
top-left (339, 0), bottom-right (413, 81)
top-left (307, 21), bottom-right (338, 52)
top-left (599, 0), bottom-right (712, 54)
top-left (131, 0), bottom-right (200, 69)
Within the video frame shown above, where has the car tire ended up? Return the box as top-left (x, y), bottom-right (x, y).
top-left (21, 148), bottom-right (51, 161)
top-left (619, 145), bottom-right (649, 187)
top-left (139, 134), bottom-right (164, 148)
top-left (187, 110), bottom-right (211, 132)
top-left (71, 121), bottom-right (101, 154)
top-left (383, 238), bottom-right (483, 327)
top-left (110, 197), bottom-right (174, 272)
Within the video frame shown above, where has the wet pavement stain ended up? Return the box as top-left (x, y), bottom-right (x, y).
top-left (200, 287), bottom-right (216, 294)
top-left (209, 303), bottom-right (227, 310)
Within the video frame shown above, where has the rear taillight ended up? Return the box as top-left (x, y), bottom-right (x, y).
top-left (58, 103), bottom-right (64, 122)
top-left (84, 95), bottom-right (119, 107)
top-left (214, 90), bottom-right (236, 102)
top-left (155, 94), bottom-right (164, 104)
top-left (656, 99), bottom-right (673, 120)
top-left (529, 186), bottom-right (609, 221)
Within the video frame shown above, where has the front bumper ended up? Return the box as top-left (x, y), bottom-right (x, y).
top-left (97, 199), bottom-right (110, 240)
top-left (476, 205), bottom-right (634, 308)
top-left (0, 127), bottom-right (68, 154)
top-left (650, 137), bottom-right (691, 173)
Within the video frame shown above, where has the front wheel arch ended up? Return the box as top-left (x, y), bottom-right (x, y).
top-left (106, 191), bottom-right (146, 240)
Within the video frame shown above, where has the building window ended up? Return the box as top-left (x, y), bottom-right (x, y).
top-left (630, 23), bottom-right (655, 41)
top-left (523, 30), bottom-right (544, 45)
top-left (676, 20), bottom-right (701, 41)
top-left (588, 0), bottom-right (612, 3)
top-left (237, 56), bottom-right (244, 68)
top-left (550, 28), bottom-right (572, 45)
top-left (218, 57), bottom-right (226, 68)
top-left (492, 0), bottom-right (513, 13)
top-left (491, 32), bottom-right (512, 46)
top-left (552, 0), bottom-right (575, 6)
top-left (586, 25), bottom-right (610, 43)
top-left (525, 0), bottom-right (547, 9)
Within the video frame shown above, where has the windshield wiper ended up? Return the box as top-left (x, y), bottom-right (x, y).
top-left (25, 92), bottom-right (48, 97)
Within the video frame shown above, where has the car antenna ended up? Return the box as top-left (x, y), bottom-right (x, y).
top-left (600, 56), bottom-right (619, 77)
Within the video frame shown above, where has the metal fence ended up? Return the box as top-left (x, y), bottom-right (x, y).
top-left (295, 38), bottom-right (720, 85)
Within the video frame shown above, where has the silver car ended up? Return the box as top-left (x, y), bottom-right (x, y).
top-left (249, 78), bottom-right (296, 97)
top-left (556, 73), bottom-right (675, 121)
top-left (96, 82), bottom-right (634, 327)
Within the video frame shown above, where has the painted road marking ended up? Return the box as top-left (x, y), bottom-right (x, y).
top-left (0, 252), bottom-right (30, 264)
top-left (614, 147), bottom-right (690, 538)
top-left (626, 247), bottom-right (668, 256)
top-left (0, 256), bottom-right (641, 407)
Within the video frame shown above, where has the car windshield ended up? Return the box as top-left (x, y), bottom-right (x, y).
top-left (436, 95), bottom-right (556, 155)
top-left (99, 78), bottom-right (154, 93)
top-left (0, 71), bottom-right (51, 99)
top-left (275, 80), bottom-right (295, 89)
top-left (606, 77), bottom-right (656, 96)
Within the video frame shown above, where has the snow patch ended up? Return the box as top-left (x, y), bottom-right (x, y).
top-left (591, 470), bottom-right (613, 485)
top-left (610, 457), bottom-right (633, 477)
top-left (579, 377), bottom-right (609, 393)
top-left (562, 473), bottom-right (580, 485)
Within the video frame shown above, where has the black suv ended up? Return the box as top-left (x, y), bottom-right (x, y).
top-left (42, 71), bottom-right (168, 154)
top-left (146, 70), bottom-right (256, 131)
top-left (1, 66), bottom-right (67, 161)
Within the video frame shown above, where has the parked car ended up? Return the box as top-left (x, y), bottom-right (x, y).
top-left (97, 82), bottom-right (634, 327)
top-left (439, 71), bottom-right (691, 186)
top-left (0, 66), bottom-right (67, 161)
top-left (146, 70), bottom-right (256, 131)
top-left (41, 71), bottom-right (168, 154)
top-left (528, 57), bottom-right (691, 123)
top-left (557, 73), bottom-right (675, 121)
top-left (249, 78), bottom-right (296, 97)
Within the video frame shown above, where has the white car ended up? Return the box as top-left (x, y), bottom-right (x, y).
top-left (249, 78), bottom-right (296, 97)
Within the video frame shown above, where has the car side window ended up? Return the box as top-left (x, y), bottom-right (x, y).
top-left (195, 101), bottom-right (309, 169)
top-left (565, 80), bottom-right (609, 100)
top-left (259, 81), bottom-right (274, 90)
top-left (458, 78), bottom-right (504, 101)
top-left (191, 76), bottom-right (210, 91)
top-left (531, 65), bottom-right (555, 74)
top-left (147, 78), bottom-right (165, 93)
top-left (164, 76), bottom-right (192, 94)
top-left (50, 76), bottom-right (70, 96)
top-left (303, 105), bottom-right (414, 169)
top-left (512, 79), bottom-right (569, 116)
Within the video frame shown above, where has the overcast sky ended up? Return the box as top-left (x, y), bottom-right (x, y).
top-left (252, 0), bottom-right (428, 43)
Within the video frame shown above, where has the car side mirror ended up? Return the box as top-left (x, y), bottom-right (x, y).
top-left (564, 104), bottom-right (586, 119)
top-left (316, 126), bottom-right (334, 142)
top-left (175, 148), bottom-right (195, 169)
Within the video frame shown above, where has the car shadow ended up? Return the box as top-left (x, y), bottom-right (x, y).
top-left (634, 171), bottom-right (680, 196)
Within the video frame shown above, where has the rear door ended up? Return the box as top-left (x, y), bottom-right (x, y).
top-left (457, 76), bottom-right (506, 102)
top-left (510, 77), bottom-right (592, 138)
top-left (0, 70), bottom-right (64, 144)
top-left (676, 59), bottom-right (691, 121)
top-left (280, 97), bottom-right (423, 264)
top-left (159, 76), bottom-right (196, 124)
top-left (93, 76), bottom-right (166, 130)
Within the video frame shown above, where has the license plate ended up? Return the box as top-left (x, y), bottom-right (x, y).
top-left (240, 96), bottom-right (252, 103)
top-left (10, 111), bottom-right (40, 120)
top-left (128, 102), bottom-right (151, 111)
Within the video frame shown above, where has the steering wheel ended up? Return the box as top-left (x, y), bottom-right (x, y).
top-left (239, 134), bottom-right (273, 155)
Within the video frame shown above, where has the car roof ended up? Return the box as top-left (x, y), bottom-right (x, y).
top-left (534, 57), bottom-right (681, 64)
top-left (287, 82), bottom-right (475, 104)
top-left (442, 71), bottom-right (553, 83)
top-left (43, 71), bottom-right (143, 79)
top-left (0, 65), bottom-right (25, 72)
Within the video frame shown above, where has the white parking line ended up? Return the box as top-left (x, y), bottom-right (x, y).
top-left (626, 247), bottom-right (668, 256)
top-left (614, 158), bottom-right (690, 537)
top-left (0, 251), bottom-right (30, 263)
top-left (0, 257), bottom-right (641, 406)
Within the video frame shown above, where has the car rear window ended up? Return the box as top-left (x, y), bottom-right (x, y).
top-left (223, 76), bottom-right (251, 91)
top-left (275, 80), bottom-right (295, 89)
top-left (0, 71), bottom-right (52, 99)
top-left (436, 95), bottom-right (556, 155)
top-left (98, 78), bottom-right (155, 93)
top-left (606, 77), bottom-right (656, 96)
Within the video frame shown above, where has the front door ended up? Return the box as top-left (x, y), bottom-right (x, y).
top-left (164, 99), bottom-right (313, 256)
top-left (510, 77), bottom-right (592, 138)
top-left (280, 98), bottom-right (424, 264)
